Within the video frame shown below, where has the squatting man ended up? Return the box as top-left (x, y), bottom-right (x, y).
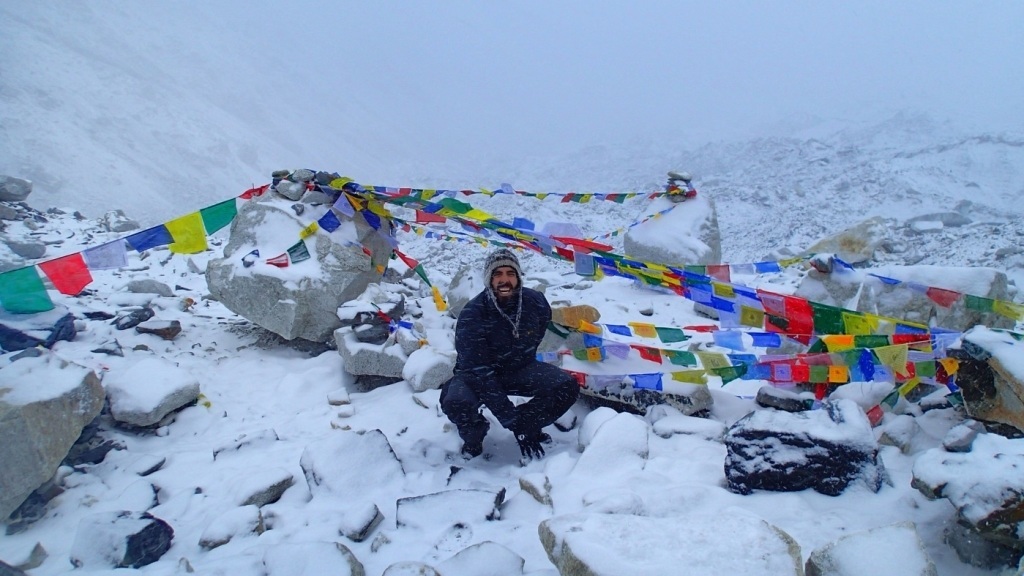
top-left (440, 248), bottom-right (583, 462)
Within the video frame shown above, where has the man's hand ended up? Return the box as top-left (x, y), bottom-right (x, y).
top-left (516, 432), bottom-right (546, 461)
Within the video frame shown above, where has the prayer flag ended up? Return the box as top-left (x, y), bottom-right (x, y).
top-left (286, 240), bottom-right (311, 264)
top-left (810, 302), bottom-right (844, 335)
top-left (750, 332), bottom-right (782, 348)
top-left (828, 365), bottom-right (849, 383)
top-left (606, 324), bottom-right (631, 337)
top-left (167, 212), bottom-right (208, 254)
top-left (874, 345), bottom-right (910, 377)
top-left (574, 251), bottom-right (596, 276)
top-left (628, 322), bottom-right (658, 339)
top-left (83, 240), bottom-right (128, 270)
top-left (671, 370), bottom-right (707, 384)
top-left (632, 373), bottom-right (663, 390)
top-left (822, 335), bottom-right (855, 352)
top-left (126, 225), bottom-right (173, 252)
top-left (633, 345), bottom-right (663, 364)
top-left (239, 183), bottom-right (269, 199)
top-left (654, 326), bottom-right (689, 343)
top-left (696, 351), bottom-right (731, 370)
top-left (664, 350), bottom-right (697, 366)
top-left (38, 253), bottom-right (92, 295)
top-left (925, 286), bottom-right (961, 307)
top-left (0, 266), bottom-right (54, 313)
top-left (318, 209), bottom-right (342, 233)
top-left (965, 294), bottom-right (995, 312)
top-left (201, 198), bottom-right (237, 233)
top-left (334, 193), bottom-right (356, 217)
top-left (712, 330), bottom-right (746, 351)
top-left (299, 221), bottom-right (320, 239)
top-left (266, 253), bottom-right (289, 267)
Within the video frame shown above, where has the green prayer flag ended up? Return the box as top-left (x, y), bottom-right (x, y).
top-left (286, 240), bottom-right (311, 264)
top-left (438, 198), bottom-right (472, 214)
top-left (807, 338), bottom-right (829, 354)
top-left (664, 350), bottom-right (697, 366)
top-left (711, 364), bottom-right (747, 384)
top-left (915, 361), bottom-right (937, 379)
top-left (810, 302), bottom-right (845, 335)
top-left (0, 266), bottom-right (54, 314)
top-left (412, 264), bottom-right (432, 287)
top-left (965, 294), bottom-right (995, 312)
top-left (655, 326), bottom-right (690, 343)
top-left (200, 198), bottom-right (238, 234)
top-left (809, 365), bottom-right (829, 383)
top-left (881, 389), bottom-right (900, 409)
top-left (853, 335), bottom-right (891, 349)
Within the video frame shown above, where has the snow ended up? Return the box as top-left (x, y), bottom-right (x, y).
top-left (3, 3), bottom-right (1024, 574)
top-left (0, 354), bottom-right (92, 405)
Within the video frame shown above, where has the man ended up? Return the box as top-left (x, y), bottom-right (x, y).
top-left (440, 248), bottom-right (580, 461)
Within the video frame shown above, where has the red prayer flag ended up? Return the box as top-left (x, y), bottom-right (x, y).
top-left (925, 287), bottom-right (961, 307)
top-left (631, 345), bottom-right (663, 364)
top-left (415, 210), bottom-right (446, 224)
top-left (239, 184), bottom-right (270, 199)
top-left (706, 264), bottom-right (731, 283)
top-left (550, 236), bottom-right (614, 253)
top-left (266, 253), bottom-right (289, 267)
top-left (38, 253), bottom-right (93, 295)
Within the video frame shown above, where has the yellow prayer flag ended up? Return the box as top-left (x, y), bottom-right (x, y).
top-left (778, 256), bottom-right (805, 268)
top-left (993, 300), bottom-right (1024, 321)
top-left (645, 261), bottom-right (670, 272)
top-left (740, 305), bottom-right (764, 328)
top-left (874, 344), bottom-right (910, 377)
top-left (421, 189), bottom-right (437, 200)
top-left (586, 347), bottom-right (603, 362)
top-left (346, 195), bottom-right (365, 211)
top-left (299, 221), bottom-right (320, 239)
top-left (329, 177), bottom-right (353, 189)
top-left (712, 282), bottom-right (735, 299)
top-left (628, 322), bottom-right (658, 338)
top-left (828, 365), bottom-right (849, 383)
top-left (580, 194), bottom-right (591, 204)
top-left (432, 286), bottom-right (448, 312)
top-left (695, 351), bottom-right (731, 370)
top-left (671, 370), bottom-right (708, 384)
top-left (841, 312), bottom-right (876, 335)
top-left (938, 357), bottom-right (959, 376)
top-left (166, 212), bottom-right (208, 254)
top-left (579, 320), bottom-right (603, 335)
top-left (822, 335), bottom-right (855, 352)
top-left (463, 208), bottom-right (494, 221)
top-left (479, 187), bottom-right (494, 196)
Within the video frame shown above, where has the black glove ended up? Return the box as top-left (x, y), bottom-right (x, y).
top-left (515, 431), bottom-right (546, 461)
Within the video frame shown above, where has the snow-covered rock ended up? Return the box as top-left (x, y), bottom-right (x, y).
top-left (539, 510), bottom-right (803, 576)
top-left (724, 399), bottom-right (884, 496)
top-left (69, 511), bottom-right (174, 569)
top-left (623, 194), bottom-right (722, 266)
top-left (949, 326), bottom-right (1024, 434)
top-left (0, 354), bottom-right (104, 519)
top-left (206, 196), bottom-right (393, 342)
top-left (103, 356), bottom-right (201, 427)
top-left (804, 521), bottom-right (937, 576)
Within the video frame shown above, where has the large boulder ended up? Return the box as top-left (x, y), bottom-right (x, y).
top-left (623, 194), bottom-right (722, 266)
top-left (802, 216), bottom-right (891, 264)
top-left (805, 522), bottom-right (937, 576)
top-left (724, 400), bottom-right (884, 496)
top-left (0, 176), bottom-right (32, 202)
top-left (0, 354), bottom-right (105, 519)
top-left (539, 510), bottom-right (803, 576)
top-left (796, 264), bottom-right (1015, 332)
top-left (206, 196), bottom-right (393, 342)
top-left (912, 430), bottom-right (1024, 568)
top-left (948, 326), bottom-right (1024, 434)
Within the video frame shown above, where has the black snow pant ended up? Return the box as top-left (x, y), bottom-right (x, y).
top-left (440, 361), bottom-right (579, 445)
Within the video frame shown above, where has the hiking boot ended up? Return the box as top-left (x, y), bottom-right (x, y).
top-left (551, 305), bottom-right (600, 329)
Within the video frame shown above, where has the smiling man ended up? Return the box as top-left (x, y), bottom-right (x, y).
top-left (440, 248), bottom-right (579, 462)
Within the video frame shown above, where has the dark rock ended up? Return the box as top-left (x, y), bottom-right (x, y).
top-left (83, 311), bottom-right (115, 320)
top-left (725, 400), bottom-right (883, 496)
top-left (135, 320), bottom-right (182, 340)
top-left (949, 328), bottom-right (1024, 435)
top-left (69, 511), bottom-right (174, 569)
top-left (113, 307), bottom-right (155, 330)
top-left (91, 339), bottom-right (124, 357)
top-left (0, 559), bottom-right (29, 575)
top-left (755, 385), bottom-right (814, 412)
top-left (945, 518), bottom-right (1023, 570)
top-left (353, 322), bottom-right (390, 344)
top-left (353, 374), bottom-right (403, 392)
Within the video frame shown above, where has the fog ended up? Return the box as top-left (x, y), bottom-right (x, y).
top-left (2, 1), bottom-right (1022, 219)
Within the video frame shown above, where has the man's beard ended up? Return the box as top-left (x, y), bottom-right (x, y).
top-left (493, 282), bottom-right (518, 303)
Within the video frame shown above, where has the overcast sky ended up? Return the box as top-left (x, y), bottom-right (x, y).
top-left (4, 1), bottom-right (1023, 187)
top-left (208, 0), bottom-right (1024, 162)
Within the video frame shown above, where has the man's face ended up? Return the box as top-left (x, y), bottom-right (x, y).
top-left (490, 266), bottom-right (519, 302)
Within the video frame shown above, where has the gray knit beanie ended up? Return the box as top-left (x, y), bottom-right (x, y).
top-left (483, 248), bottom-right (522, 283)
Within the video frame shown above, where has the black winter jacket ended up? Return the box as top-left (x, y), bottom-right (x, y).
top-left (453, 286), bottom-right (551, 427)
